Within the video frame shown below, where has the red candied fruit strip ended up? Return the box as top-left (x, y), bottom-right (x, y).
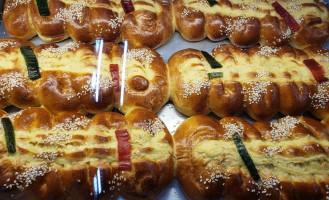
top-left (303, 59), bottom-right (328, 83)
top-left (115, 129), bottom-right (131, 171)
top-left (272, 1), bottom-right (301, 32)
top-left (110, 64), bottom-right (120, 92)
top-left (121, 0), bottom-right (135, 14)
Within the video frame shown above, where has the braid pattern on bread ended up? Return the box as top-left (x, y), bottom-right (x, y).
top-left (0, 107), bottom-right (174, 200)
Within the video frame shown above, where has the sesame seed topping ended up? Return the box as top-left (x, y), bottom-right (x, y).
top-left (269, 116), bottom-right (300, 140)
top-left (222, 121), bottom-right (244, 140)
top-left (256, 71), bottom-right (270, 78)
top-left (54, 4), bottom-right (85, 23)
top-left (0, 41), bottom-right (18, 50)
top-left (256, 177), bottom-right (281, 196)
top-left (34, 152), bottom-right (63, 161)
top-left (243, 81), bottom-right (272, 104)
top-left (38, 42), bottom-right (80, 60)
top-left (77, 76), bottom-right (113, 98)
top-left (53, 116), bottom-right (89, 131)
top-left (127, 49), bottom-right (155, 64)
top-left (261, 146), bottom-right (283, 157)
top-left (43, 133), bottom-right (72, 144)
top-left (291, 5), bottom-right (302, 10)
top-left (257, 46), bottom-right (278, 57)
top-left (142, 118), bottom-right (165, 136)
top-left (309, 82), bottom-right (329, 109)
top-left (0, 72), bottom-right (25, 100)
top-left (3, 163), bottom-right (51, 191)
top-left (181, 80), bottom-right (210, 98)
top-left (180, 8), bottom-right (198, 17)
top-left (3, 0), bottom-right (31, 14)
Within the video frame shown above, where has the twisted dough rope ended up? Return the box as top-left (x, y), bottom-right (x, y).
top-left (2, 0), bottom-right (329, 49)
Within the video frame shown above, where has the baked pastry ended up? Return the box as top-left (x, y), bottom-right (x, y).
top-left (174, 115), bottom-right (329, 200)
top-left (3, 0), bottom-right (175, 49)
top-left (0, 37), bottom-right (169, 114)
top-left (0, 107), bottom-right (174, 199)
top-left (168, 44), bottom-right (329, 120)
top-left (173, 0), bottom-right (329, 48)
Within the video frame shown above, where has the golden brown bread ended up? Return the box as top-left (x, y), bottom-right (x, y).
top-left (3, 0), bottom-right (328, 49)
top-left (0, 107), bottom-right (174, 200)
top-left (173, 0), bottom-right (329, 48)
top-left (0, 37), bottom-right (169, 114)
top-left (168, 44), bottom-right (329, 120)
top-left (3, 0), bottom-right (175, 49)
top-left (174, 115), bottom-right (329, 200)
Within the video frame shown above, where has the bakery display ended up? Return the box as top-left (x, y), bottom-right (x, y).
top-left (3, 0), bottom-right (329, 49)
top-left (0, 37), bottom-right (169, 114)
top-left (174, 115), bottom-right (329, 200)
top-left (3, 0), bottom-right (175, 49)
top-left (0, 107), bottom-right (174, 199)
top-left (168, 44), bottom-right (329, 120)
top-left (173, 0), bottom-right (329, 48)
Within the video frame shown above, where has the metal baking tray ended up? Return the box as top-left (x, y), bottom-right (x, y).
top-left (1, 1), bottom-right (329, 197)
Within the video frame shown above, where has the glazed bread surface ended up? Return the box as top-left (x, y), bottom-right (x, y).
top-left (173, 0), bottom-right (329, 48)
top-left (0, 37), bottom-right (169, 114)
top-left (174, 115), bottom-right (329, 200)
top-left (0, 107), bottom-right (174, 200)
top-left (3, 0), bottom-right (329, 49)
top-left (168, 44), bottom-right (329, 120)
top-left (3, 0), bottom-right (175, 49)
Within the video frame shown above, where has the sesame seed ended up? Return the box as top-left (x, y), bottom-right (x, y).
top-left (76, 76), bottom-right (113, 98)
top-left (257, 46), bottom-right (278, 57)
top-left (3, 0), bottom-right (31, 14)
top-left (309, 82), bottom-right (329, 109)
top-left (0, 41), bottom-right (18, 50)
top-left (256, 71), bottom-right (270, 78)
top-left (43, 133), bottom-right (72, 144)
top-left (54, 3), bottom-right (85, 23)
top-left (291, 5), bottom-right (302, 10)
top-left (53, 116), bottom-right (89, 131)
top-left (142, 118), bottom-right (165, 136)
top-left (127, 49), bottom-right (155, 64)
top-left (221, 121), bottom-right (244, 140)
top-left (243, 81), bottom-right (271, 104)
top-left (34, 152), bottom-right (62, 161)
top-left (180, 8), bottom-right (199, 18)
top-left (261, 146), bottom-right (283, 157)
top-left (269, 116), bottom-right (300, 140)
top-left (181, 80), bottom-right (210, 98)
top-left (0, 72), bottom-right (25, 100)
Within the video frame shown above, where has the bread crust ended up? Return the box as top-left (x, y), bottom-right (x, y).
top-left (174, 115), bottom-right (329, 200)
top-left (0, 38), bottom-right (169, 114)
top-left (0, 107), bottom-right (174, 199)
top-left (168, 44), bottom-right (329, 120)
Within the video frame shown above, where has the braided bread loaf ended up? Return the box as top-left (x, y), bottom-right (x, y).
top-left (168, 44), bottom-right (329, 120)
top-left (3, 0), bottom-right (329, 49)
top-left (3, 0), bottom-right (174, 49)
top-left (0, 107), bottom-right (174, 199)
top-left (175, 115), bottom-right (329, 200)
top-left (0, 38), bottom-right (169, 114)
top-left (173, 0), bottom-right (329, 48)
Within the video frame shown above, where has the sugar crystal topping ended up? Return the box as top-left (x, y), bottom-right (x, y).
top-left (0, 72), bottom-right (25, 99)
top-left (142, 118), bottom-right (165, 136)
top-left (222, 121), bottom-right (244, 140)
top-left (181, 80), bottom-right (210, 98)
top-left (127, 49), bottom-right (155, 64)
top-left (243, 81), bottom-right (272, 104)
top-left (269, 116), bottom-right (300, 140)
top-left (309, 82), bottom-right (329, 109)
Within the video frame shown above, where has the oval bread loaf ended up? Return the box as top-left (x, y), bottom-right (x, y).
top-left (3, 0), bottom-right (175, 49)
top-left (168, 44), bottom-right (329, 120)
top-left (0, 107), bottom-right (174, 200)
top-left (174, 115), bottom-right (329, 200)
top-left (0, 38), bottom-right (169, 114)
